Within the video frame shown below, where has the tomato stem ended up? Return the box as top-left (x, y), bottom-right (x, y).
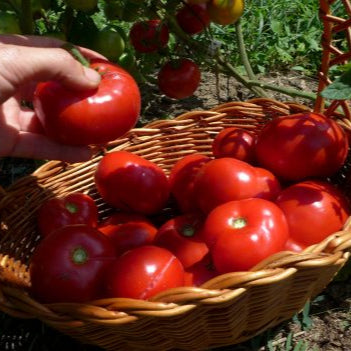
top-left (72, 247), bottom-right (88, 264)
top-left (229, 217), bottom-right (247, 229)
top-left (66, 202), bottom-right (78, 214)
top-left (181, 224), bottom-right (195, 237)
top-left (61, 42), bottom-right (90, 68)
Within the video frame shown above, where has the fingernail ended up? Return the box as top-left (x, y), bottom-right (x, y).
top-left (83, 67), bottom-right (101, 85)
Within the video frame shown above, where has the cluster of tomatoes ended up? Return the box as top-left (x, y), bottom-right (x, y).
top-left (29, 110), bottom-right (351, 304)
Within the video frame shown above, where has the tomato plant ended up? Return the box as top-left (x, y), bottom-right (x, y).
top-left (103, 245), bottom-right (185, 300)
top-left (212, 127), bottom-right (256, 163)
top-left (129, 19), bottom-right (169, 53)
top-left (169, 153), bottom-right (211, 213)
top-left (275, 180), bottom-right (350, 246)
top-left (176, 3), bottom-right (211, 35)
top-left (98, 212), bottom-right (158, 256)
top-left (255, 112), bottom-right (349, 181)
top-left (64, 0), bottom-right (98, 13)
top-left (34, 59), bottom-right (141, 146)
top-left (158, 58), bottom-right (201, 99)
top-left (154, 213), bottom-right (208, 268)
top-left (203, 198), bottom-right (289, 272)
top-left (193, 157), bottom-right (258, 214)
top-left (94, 151), bottom-right (170, 215)
top-left (0, 11), bottom-right (21, 34)
top-left (37, 192), bottom-right (98, 237)
top-left (30, 224), bottom-right (116, 303)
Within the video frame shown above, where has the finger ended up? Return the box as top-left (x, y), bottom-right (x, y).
top-left (0, 34), bottom-right (107, 60)
top-left (18, 108), bottom-right (45, 134)
top-left (0, 45), bottom-right (101, 104)
top-left (9, 131), bottom-right (93, 162)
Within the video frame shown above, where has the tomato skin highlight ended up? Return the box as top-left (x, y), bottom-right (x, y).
top-left (255, 112), bottom-right (349, 181)
top-left (33, 59), bottom-right (141, 146)
top-left (94, 151), bottom-right (170, 215)
top-left (203, 198), bottom-right (289, 272)
top-left (275, 180), bottom-right (351, 246)
top-left (104, 245), bottom-right (185, 300)
top-left (37, 192), bottom-right (98, 237)
top-left (30, 224), bottom-right (116, 303)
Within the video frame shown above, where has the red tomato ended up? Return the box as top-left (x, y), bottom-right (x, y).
top-left (169, 153), bottom-right (211, 213)
top-left (129, 19), bottom-right (169, 53)
top-left (158, 58), bottom-right (201, 99)
top-left (154, 213), bottom-right (208, 268)
top-left (94, 151), bottom-right (170, 215)
top-left (104, 245), bottom-right (185, 300)
top-left (184, 254), bottom-right (218, 287)
top-left (30, 224), bottom-right (116, 303)
top-left (275, 180), bottom-right (350, 246)
top-left (255, 112), bottom-right (349, 181)
top-left (98, 212), bottom-right (158, 256)
top-left (33, 59), bottom-right (141, 146)
top-left (212, 127), bottom-right (256, 163)
top-left (193, 157), bottom-right (259, 214)
top-left (284, 237), bottom-right (306, 253)
top-left (37, 192), bottom-right (98, 237)
top-left (254, 167), bottom-right (282, 201)
top-left (176, 3), bottom-right (211, 35)
top-left (204, 198), bottom-right (289, 272)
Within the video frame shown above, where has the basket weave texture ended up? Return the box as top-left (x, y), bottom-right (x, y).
top-left (1, 1), bottom-right (351, 350)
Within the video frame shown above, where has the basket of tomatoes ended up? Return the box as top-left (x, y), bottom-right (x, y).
top-left (1, 1), bottom-right (351, 350)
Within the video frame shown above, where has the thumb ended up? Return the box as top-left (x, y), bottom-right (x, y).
top-left (0, 45), bottom-right (101, 104)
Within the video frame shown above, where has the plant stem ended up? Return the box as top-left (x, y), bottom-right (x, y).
top-left (235, 20), bottom-right (268, 97)
top-left (20, 0), bottom-right (33, 34)
top-left (61, 43), bottom-right (90, 67)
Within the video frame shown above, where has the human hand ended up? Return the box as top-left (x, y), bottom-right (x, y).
top-left (0, 35), bottom-right (105, 162)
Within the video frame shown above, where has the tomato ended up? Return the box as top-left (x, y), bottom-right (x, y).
top-left (37, 192), bottom-right (98, 237)
top-left (33, 59), bottom-right (141, 146)
top-left (275, 180), bottom-right (350, 246)
top-left (89, 29), bottom-right (125, 61)
top-left (98, 212), bottom-right (158, 256)
top-left (212, 127), bottom-right (256, 163)
top-left (255, 112), bottom-right (349, 181)
top-left (203, 198), bottom-right (289, 272)
top-left (184, 254), bottom-right (218, 287)
top-left (284, 237), bottom-right (306, 253)
top-left (0, 11), bottom-right (21, 34)
top-left (129, 20), bottom-right (169, 53)
top-left (169, 153), bottom-right (211, 213)
top-left (254, 167), bottom-right (282, 201)
top-left (193, 157), bottom-right (258, 214)
top-left (158, 58), bottom-right (201, 99)
top-left (94, 151), bottom-right (170, 215)
top-left (64, 0), bottom-right (97, 12)
top-left (103, 245), bottom-right (185, 300)
top-left (208, 0), bottom-right (244, 26)
top-left (154, 213), bottom-right (208, 268)
top-left (30, 224), bottom-right (116, 303)
top-left (176, 3), bottom-right (211, 35)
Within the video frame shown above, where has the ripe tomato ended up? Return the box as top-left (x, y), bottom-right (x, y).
top-left (94, 151), bottom-right (170, 215)
top-left (275, 180), bottom-right (350, 246)
top-left (254, 167), bottom-right (282, 201)
top-left (255, 112), bottom-right (349, 181)
top-left (129, 20), bottom-right (169, 53)
top-left (203, 198), bottom-right (289, 272)
top-left (33, 59), bottom-right (141, 146)
top-left (176, 3), bottom-right (211, 35)
top-left (98, 212), bottom-right (158, 256)
top-left (284, 237), bottom-right (306, 253)
top-left (212, 127), bottom-right (256, 163)
top-left (184, 254), bottom-right (218, 287)
top-left (37, 192), bottom-right (98, 237)
top-left (208, 0), bottom-right (244, 26)
top-left (193, 157), bottom-right (258, 214)
top-left (104, 245), bottom-right (185, 300)
top-left (169, 153), bottom-right (211, 213)
top-left (30, 224), bottom-right (116, 303)
top-left (154, 213), bottom-right (208, 268)
top-left (158, 58), bottom-right (201, 99)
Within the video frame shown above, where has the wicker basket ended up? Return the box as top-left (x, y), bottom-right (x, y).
top-left (1, 1), bottom-right (351, 350)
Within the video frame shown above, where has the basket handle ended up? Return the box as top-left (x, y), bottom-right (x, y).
top-left (315, 0), bottom-right (351, 120)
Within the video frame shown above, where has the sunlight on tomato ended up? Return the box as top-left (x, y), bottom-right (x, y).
top-left (208, 0), bottom-right (244, 25)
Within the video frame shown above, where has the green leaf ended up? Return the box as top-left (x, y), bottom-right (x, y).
top-left (320, 67), bottom-right (351, 100)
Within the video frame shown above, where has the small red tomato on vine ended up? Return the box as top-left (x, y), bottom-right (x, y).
top-left (176, 3), bottom-right (211, 35)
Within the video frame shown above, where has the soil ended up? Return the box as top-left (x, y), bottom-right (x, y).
top-left (1, 70), bottom-right (351, 351)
